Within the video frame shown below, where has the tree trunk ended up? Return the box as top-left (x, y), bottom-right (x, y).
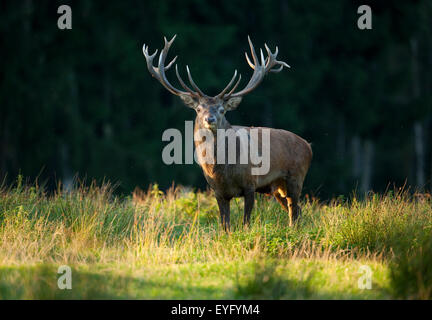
top-left (104, 70), bottom-right (112, 138)
top-left (351, 136), bottom-right (373, 194)
top-left (337, 118), bottom-right (346, 190)
top-left (60, 143), bottom-right (73, 192)
top-left (360, 140), bottom-right (374, 194)
top-left (61, 69), bottom-right (79, 190)
top-left (351, 135), bottom-right (361, 180)
top-left (414, 122), bottom-right (425, 188)
top-left (411, 38), bottom-right (425, 189)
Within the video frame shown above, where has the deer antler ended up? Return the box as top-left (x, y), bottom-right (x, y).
top-left (144, 36), bottom-right (289, 100)
top-left (142, 35), bottom-right (206, 98)
top-left (216, 36), bottom-right (290, 100)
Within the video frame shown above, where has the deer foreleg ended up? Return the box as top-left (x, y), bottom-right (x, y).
top-left (243, 191), bottom-right (255, 226)
top-left (216, 196), bottom-right (231, 231)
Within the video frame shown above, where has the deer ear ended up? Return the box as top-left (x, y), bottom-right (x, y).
top-left (224, 97), bottom-right (242, 111)
top-left (179, 94), bottom-right (198, 109)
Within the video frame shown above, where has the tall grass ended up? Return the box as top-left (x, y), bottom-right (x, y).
top-left (0, 177), bottom-right (431, 299)
top-left (390, 233), bottom-right (432, 299)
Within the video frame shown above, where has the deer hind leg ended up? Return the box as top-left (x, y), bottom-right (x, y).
top-left (274, 193), bottom-right (297, 227)
top-left (285, 178), bottom-right (302, 227)
top-left (274, 193), bottom-right (289, 212)
top-left (273, 178), bottom-right (301, 227)
top-left (272, 179), bottom-right (293, 225)
top-left (286, 197), bottom-right (299, 227)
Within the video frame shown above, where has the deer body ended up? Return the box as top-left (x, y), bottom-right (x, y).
top-left (143, 35), bottom-right (312, 230)
top-left (194, 118), bottom-right (312, 228)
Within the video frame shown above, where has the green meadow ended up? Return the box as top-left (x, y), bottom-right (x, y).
top-left (0, 177), bottom-right (431, 299)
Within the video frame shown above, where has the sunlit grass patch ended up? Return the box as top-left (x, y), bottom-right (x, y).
top-left (0, 177), bottom-right (431, 299)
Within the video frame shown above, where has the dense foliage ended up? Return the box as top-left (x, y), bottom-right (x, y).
top-left (1, 1), bottom-right (431, 197)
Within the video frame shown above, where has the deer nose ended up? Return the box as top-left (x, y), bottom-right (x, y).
top-left (205, 116), bottom-right (216, 124)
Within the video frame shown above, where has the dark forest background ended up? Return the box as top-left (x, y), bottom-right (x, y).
top-left (0, 0), bottom-right (431, 199)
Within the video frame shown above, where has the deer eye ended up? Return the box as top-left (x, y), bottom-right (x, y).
top-left (196, 106), bottom-right (202, 112)
top-left (218, 107), bottom-right (224, 114)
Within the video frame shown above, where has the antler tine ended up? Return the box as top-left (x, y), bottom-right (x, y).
top-left (157, 36), bottom-right (175, 75)
top-left (264, 44), bottom-right (290, 72)
top-left (227, 37), bottom-right (290, 99)
top-left (143, 35), bottom-right (205, 97)
top-left (216, 70), bottom-right (239, 98)
top-left (244, 35), bottom-right (260, 70)
top-left (142, 45), bottom-right (159, 78)
top-left (165, 55), bottom-right (178, 70)
top-left (225, 74), bottom-right (242, 97)
top-left (175, 64), bottom-right (196, 94)
top-left (247, 35), bottom-right (259, 66)
top-left (260, 49), bottom-right (266, 66)
top-left (186, 65), bottom-right (206, 97)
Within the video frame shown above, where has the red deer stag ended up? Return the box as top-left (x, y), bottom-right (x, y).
top-left (143, 35), bottom-right (312, 230)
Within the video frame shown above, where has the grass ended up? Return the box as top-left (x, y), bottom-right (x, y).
top-left (0, 176), bottom-right (431, 299)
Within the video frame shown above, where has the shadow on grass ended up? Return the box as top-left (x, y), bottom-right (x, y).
top-left (0, 263), bottom-right (357, 300)
top-left (0, 265), bottom-right (226, 299)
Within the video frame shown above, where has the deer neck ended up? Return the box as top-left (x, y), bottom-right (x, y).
top-left (194, 117), bottom-right (232, 178)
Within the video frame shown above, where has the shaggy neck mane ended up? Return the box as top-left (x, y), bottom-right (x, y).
top-left (194, 117), bottom-right (232, 178)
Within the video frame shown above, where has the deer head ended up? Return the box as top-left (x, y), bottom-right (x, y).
top-left (142, 35), bottom-right (290, 132)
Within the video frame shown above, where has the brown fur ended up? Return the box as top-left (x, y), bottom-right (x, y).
top-left (193, 103), bottom-right (312, 230)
